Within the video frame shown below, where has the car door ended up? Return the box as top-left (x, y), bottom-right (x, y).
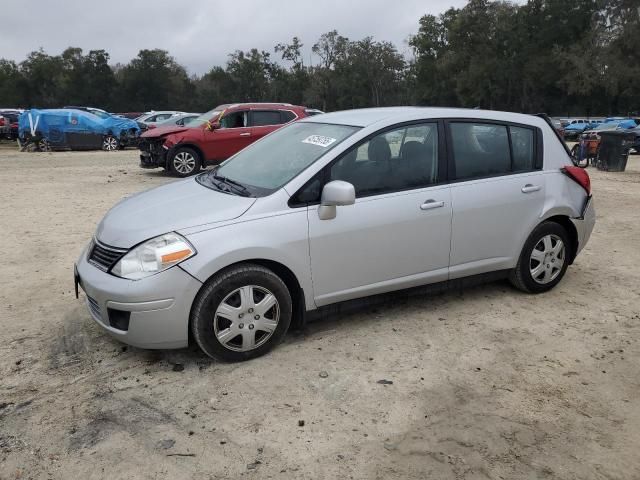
top-left (249, 109), bottom-right (285, 141)
top-left (204, 109), bottom-right (252, 161)
top-left (305, 121), bottom-right (452, 306)
top-left (446, 120), bottom-right (546, 279)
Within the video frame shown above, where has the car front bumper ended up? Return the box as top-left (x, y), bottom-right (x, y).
top-left (75, 243), bottom-right (202, 349)
top-left (571, 195), bottom-right (596, 256)
top-left (139, 140), bottom-right (167, 168)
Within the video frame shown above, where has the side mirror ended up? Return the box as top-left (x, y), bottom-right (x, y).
top-left (318, 180), bottom-right (355, 220)
top-left (206, 121), bottom-right (221, 131)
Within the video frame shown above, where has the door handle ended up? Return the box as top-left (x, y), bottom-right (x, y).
top-left (521, 184), bottom-right (541, 193)
top-left (239, 132), bottom-right (251, 137)
top-left (420, 199), bottom-right (445, 211)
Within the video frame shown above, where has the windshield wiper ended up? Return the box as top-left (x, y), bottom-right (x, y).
top-left (208, 170), bottom-right (251, 197)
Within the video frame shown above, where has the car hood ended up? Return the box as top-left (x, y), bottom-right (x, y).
top-left (141, 125), bottom-right (189, 139)
top-left (95, 177), bottom-right (256, 248)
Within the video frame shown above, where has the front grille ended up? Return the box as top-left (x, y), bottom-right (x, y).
top-left (138, 140), bottom-right (150, 152)
top-left (87, 296), bottom-right (102, 322)
top-left (88, 240), bottom-right (127, 272)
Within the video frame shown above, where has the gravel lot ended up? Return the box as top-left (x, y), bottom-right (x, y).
top-left (1, 143), bottom-right (639, 480)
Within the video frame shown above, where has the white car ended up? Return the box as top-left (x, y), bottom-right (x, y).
top-left (75, 107), bottom-right (595, 361)
top-left (136, 111), bottom-right (186, 130)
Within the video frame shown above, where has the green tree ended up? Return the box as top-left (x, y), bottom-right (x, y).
top-left (117, 49), bottom-right (193, 111)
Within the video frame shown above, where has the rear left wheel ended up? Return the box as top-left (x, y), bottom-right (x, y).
top-left (191, 264), bottom-right (292, 361)
top-left (510, 221), bottom-right (571, 293)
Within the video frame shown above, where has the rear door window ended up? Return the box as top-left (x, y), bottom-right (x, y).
top-left (251, 110), bottom-right (283, 127)
top-left (510, 126), bottom-right (535, 171)
top-left (449, 122), bottom-right (538, 180)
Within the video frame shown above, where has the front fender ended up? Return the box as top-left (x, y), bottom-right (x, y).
top-left (178, 209), bottom-right (315, 311)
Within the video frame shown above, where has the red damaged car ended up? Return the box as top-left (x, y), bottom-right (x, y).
top-left (139, 103), bottom-right (321, 177)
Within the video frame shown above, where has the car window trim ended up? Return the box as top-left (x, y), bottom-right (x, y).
top-left (444, 118), bottom-right (543, 184)
top-left (288, 119), bottom-right (447, 207)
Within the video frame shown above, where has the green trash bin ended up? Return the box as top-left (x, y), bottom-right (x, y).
top-left (596, 130), bottom-right (636, 172)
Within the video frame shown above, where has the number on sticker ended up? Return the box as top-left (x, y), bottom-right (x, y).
top-left (302, 135), bottom-right (337, 148)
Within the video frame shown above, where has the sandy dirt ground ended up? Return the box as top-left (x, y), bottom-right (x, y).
top-left (1, 142), bottom-right (639, 480)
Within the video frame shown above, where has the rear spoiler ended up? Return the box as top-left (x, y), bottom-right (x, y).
top-left (535, 113), bottom-right (576, 163)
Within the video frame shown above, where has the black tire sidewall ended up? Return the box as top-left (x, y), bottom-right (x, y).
top-left (169, 147), bottom-right (201, 177)
top-left (191, 265), bottom-right (292, 361)
top-left (517, 222), bottom-right (572, 293)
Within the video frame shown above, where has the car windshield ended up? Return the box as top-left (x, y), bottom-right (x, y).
top-left (207, 122), bottom-right (360, 195)
top-left (594, 122), bottom-right (619, 130)
top-left (189, 108), bottom-right (224, 127)
top-left (182, 116), bottom-right (200, 126)
top-left (89, 110), bottom-right (111, 120)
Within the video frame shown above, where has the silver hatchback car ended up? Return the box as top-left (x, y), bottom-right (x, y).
top-left (75, 108), bottom-right (595, 361)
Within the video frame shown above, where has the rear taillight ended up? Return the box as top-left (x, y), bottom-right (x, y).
top-left (0, 118), bottom-right (5, 127)
top-left (562, 166), bottom-right (591, 195)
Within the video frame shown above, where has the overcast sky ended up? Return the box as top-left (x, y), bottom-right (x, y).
top-left (0, 0), bottom-right (472, 75)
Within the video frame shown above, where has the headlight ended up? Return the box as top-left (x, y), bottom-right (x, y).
top-left (112, 232), bottom-right (196, 280)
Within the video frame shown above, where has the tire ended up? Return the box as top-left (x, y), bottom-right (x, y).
top-left (570, 144), bottom-right (579, 157)
top-left (509, 221), bottom-right (571, 294)
top-left (191, 264), bottom-right (292, 361)
top-left (169, 147), bottom-right (201, 177)
top-left (37, 137), bottom-right (50, 152)
top-left (103, 135), bottom-right (119, 151)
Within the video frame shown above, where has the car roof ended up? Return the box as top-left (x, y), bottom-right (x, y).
top-left (220, 103), bottom-right (302, 111)
top-left (301, 107), bottom-right (547, 128)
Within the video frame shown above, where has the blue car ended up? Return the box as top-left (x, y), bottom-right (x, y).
top-left (18, 108), bottom-right (140, 151)
top-left (564, 121), bottom-right (598, 140)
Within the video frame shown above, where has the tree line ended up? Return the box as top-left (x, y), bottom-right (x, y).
top-left (0, 0), bottom-right (637, 116)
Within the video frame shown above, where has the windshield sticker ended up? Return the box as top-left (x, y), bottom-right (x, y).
top-left (302, 135), bottom-right (337, 148)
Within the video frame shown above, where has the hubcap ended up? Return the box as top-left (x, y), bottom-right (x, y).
top-left (173, 152), bottom-right (196, 174)
top-left (213, 285), bottom-right (279, 352)
top-left (103, 136), bottom-right (117, 151)
top-left (530, 234), bottom-right (565, 285)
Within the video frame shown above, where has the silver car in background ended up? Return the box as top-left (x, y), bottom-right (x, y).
top-left (75, 107), bottom-right (595, 361)
top-left (135, 110), bottom-right (187, 130)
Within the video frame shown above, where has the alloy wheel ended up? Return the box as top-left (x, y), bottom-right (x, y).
top-left (173, 152), bottom-right (196, 175)
top-left (103, 136), bottom-right (118, 151)
top-left (213, 285), bottom-right (280, 352)
top-left (530, 234), bottom-right (565, 285)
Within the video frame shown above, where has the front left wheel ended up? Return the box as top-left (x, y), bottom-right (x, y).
top-left (169, 147), bottom-right (201, 177)
top-left (191, 264), bottom-right (292, 361)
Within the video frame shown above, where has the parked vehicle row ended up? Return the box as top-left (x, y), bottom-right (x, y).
top-left (138, 103), bottom-right (319, 176)
top-left (75, 107), bottom-right (595, 361)
top-left (562, 117), bottom-right (639, 140)
top-left (570, 119), bottom-right (640, 161)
